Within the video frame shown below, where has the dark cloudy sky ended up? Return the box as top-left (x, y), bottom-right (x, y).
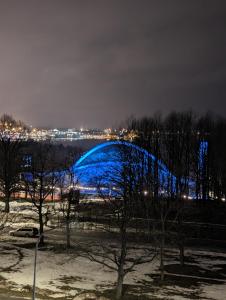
top-left (0, 1), bottom-right (225, 128)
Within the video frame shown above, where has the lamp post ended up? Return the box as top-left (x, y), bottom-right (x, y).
top-left (32, 233), bottom-right (43, 300)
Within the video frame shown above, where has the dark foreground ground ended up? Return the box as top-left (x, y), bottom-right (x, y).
top-left (0, 225), bottom-right (226, 300)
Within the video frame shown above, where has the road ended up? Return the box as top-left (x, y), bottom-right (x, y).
top-left (1, 225), bottom-right (119, 251)
top-left (46, 226), bottom-right (112, 241)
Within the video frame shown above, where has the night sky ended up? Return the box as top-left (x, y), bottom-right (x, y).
top-left (0, 1), bottom-right (226, 128)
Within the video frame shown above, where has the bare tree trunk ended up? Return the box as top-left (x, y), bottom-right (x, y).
top-left (179, 240), bottom-right (184, 266)
top-left (38, 205), bottom-right (44, 246)
top-left (116, 225), bottom-right (126, 300)
top-left (160, 240), bottom-right (165, 281)
top-left (116, 267), bottom-right (124, 300)
top-left (160, 222), bottom-right (165, 281)
top-left (4, 191), bottom-right (10, 213)
top-left (177, 213), bottom-right (185, 267)
top-left (66, 219), bottom-right (70, 248)
top-left (4, 198), bottom-right (10, 213)
top-left (65, 192), bottom-right (72, 249)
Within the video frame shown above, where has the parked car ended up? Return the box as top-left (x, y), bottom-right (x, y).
top-left (9, 227), bottom-right (39, 238)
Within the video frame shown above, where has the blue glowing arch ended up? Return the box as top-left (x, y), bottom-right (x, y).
top-left (74, 141), bottom-right (167, 170)
top-left (71, 141), bottom-right (178, 194)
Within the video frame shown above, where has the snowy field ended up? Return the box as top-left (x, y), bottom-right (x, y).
top-left (1, 200), bottom-right (226, 299)
top-left (0, 236), bottom-right (226, 299)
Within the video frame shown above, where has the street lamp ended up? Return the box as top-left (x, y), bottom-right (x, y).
top-left (143, 190), bottom-right (148, 196)
top-left (32, 233), bottom-right (43, 300)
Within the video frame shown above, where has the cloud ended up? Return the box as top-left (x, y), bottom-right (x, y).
top-left (0, 0), bottom-right (225, 128)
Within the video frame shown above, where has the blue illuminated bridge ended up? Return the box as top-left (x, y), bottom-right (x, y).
top-left (70, 140), bottom-right (196, 197)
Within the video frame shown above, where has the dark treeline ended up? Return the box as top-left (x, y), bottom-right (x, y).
top-left (128, 111), bottom-right (226, 204)
top-left (0, 115), bottom-right (82, 248)
top-left (0, 114), bottom-right (81, 214)
top-left (125, 112), bottom-right (226, 279)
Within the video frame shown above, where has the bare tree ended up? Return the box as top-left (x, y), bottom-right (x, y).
top-left (56, 148), bottom-right (82, 248)
top-left (0, 114), bottom-right (25, 213)
top-left (163, 111), bottom-right (196, 266)
top-left (211, 117), bottom-right (226, 200)
top-left (79, 142), bottom-right (157, 299)
top-left (22, 142), bottom-right (59, 246)
top-left (128, 114), bottom-right (175, 280)
top-left (130, 112), bottom-right (196, 268)
top-left (59, 173), bottom-right (80, 249)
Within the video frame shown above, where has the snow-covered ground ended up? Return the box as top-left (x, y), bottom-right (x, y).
top-left (1, 199), bottom-right (226, 299)
top-left (0, 240), bottom-right (226, 299)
